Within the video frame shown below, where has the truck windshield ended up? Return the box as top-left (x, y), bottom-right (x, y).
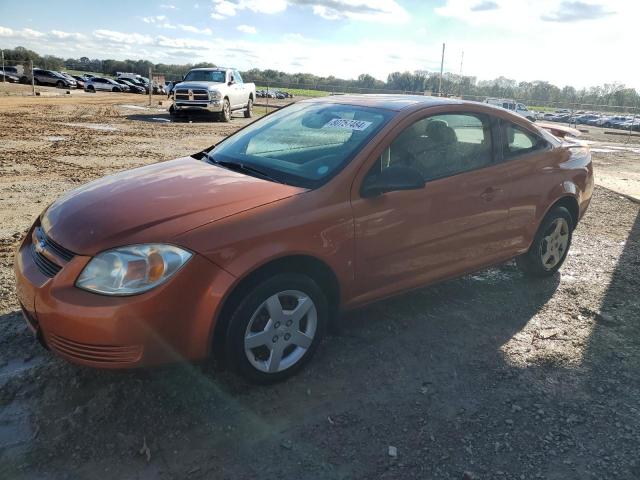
top-left (208, 102), bottom-right (393, 189)
top-left (184, 70), bottom-right (226, 83)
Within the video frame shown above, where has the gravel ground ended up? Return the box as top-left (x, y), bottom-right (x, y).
top-left (0, 89), bottom-right (639, 479)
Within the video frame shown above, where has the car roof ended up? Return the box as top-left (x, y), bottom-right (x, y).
top-left (189, 67), bottom-right (229, 72)
top-left (300, 94), bottom-right (464, 111)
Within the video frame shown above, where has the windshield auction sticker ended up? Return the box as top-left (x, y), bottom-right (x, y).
top-left (323, 118), bottom-right (372, 131)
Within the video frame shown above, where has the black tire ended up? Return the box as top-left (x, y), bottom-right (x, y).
top-left (244, 98), bottom-right (253, 118)
top-left (220, 98), bottom-right (231, 122)
top-left (33, 78), bottom-right (40, 86)
top-left (516, 206), bottom-right (574, 278)
top-left (86, 86), bottom-right (95, 93)
top-left (225, 273), bottom-right (328, 384)
top-left (56, 80), bottom-right (64, 88)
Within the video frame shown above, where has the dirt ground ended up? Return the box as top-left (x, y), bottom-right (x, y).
top-left (0, 86), bottom-right (639, 479)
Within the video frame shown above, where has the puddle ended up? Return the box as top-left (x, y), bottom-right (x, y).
top-left (62, 123), bottom-right (119, 132)
top-left (120, 104), bottom-right (150, 110)
top-left (45, 136), bottom-right (66, 142)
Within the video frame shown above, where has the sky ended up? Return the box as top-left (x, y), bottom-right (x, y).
top-left (0, 0), bottom-right (637, 89)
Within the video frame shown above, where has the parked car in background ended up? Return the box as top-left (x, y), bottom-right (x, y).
top-left (602, 116), bottom-right (630, 128)
top-left (71, 76), bottom-right (87, 89)
top-left (58, 72), bottom-right (81, 89)
top-left (169, 67), bottom-right (256, 122)
top-left (84, 77), bottom-right (123, 93)
top-left (118, 75), bottom-right (150, 94)
top-left (33, 69), bottom-right (76, 88)
top-left (0, 70), bottom-right (20, 83)
top-left (484, 98), bottom-right (536, 121)
top-left (1, 65), bottom-right (29, 83)
top-left (115, 78), bottom-right (145, 94)
top-left (14, 95), bottom-right (593, 383)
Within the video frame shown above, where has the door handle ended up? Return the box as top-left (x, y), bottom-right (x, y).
top-left (480, 187), bottom-right (502, 201)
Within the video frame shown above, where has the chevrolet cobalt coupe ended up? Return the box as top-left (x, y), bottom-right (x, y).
top-left (14, 96), bottom-right (593, 383)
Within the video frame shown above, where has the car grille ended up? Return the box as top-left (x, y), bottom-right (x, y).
top-left (48, 333), bottom-right (143, 364)
top-left (30, 226), bottom-right (76, 278)
top-left (175, 88), bottom-right (209, 101)
top-left (30, 244), bottom-right (62, 277)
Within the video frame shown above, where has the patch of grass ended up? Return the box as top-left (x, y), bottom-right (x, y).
top-left (256, 86), bottom-right (330, 97)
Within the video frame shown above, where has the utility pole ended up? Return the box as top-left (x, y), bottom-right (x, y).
top-left (438, 43), bottom-right (445, 97)
top-left (30, 60), bottom-right (35, 95)
top-left (458, 50), bottom-right (464, 97)
top-left (1, 49), bottom-right (5, 83)
top-left (148, 66), bottom-right (153, 107)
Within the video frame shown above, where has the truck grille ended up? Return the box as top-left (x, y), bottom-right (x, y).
top-left (175, 88), bottom-right (209, 101)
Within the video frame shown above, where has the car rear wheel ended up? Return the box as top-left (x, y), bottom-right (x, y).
top-left (86, 86), bottom-right (95, 93)
top-left (244, 98), bottom-right (253, 118)
top-left (56, 80), bottom-right (65, 88)
top-left (225, 273), bottom-right (327, 384)
top-left (33, 78), bottom-right (40, 86)
top-left (516, 206), bottom-right (573, 277)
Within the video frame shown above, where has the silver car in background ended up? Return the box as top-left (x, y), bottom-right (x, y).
top-left (84, 77), bottom-right (124, 93)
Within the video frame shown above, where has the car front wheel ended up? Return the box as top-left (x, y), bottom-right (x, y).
top-left (516, 206), bottom-right (573, 277)
top-left (225, 273), bottom-right (327, 384)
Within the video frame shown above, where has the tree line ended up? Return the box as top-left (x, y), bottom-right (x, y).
top-left (2, 45), bottom-right (638, 108)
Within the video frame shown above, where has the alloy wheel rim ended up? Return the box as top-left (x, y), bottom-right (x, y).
top-left (540, 218), bottom-right (570, 270)
top-left (244, 290), bottom-right (317, 374)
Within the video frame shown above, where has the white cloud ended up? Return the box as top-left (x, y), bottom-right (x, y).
top-left (236, 24), bottom-right (257, 34)
top-left (93, 29), bottom-right (154, 45)
top-left (0, 27), bottom-right (45, 39)
top-left (159, 3), bottom-right (177, 9)
top-left (50, 30), bottom-right (86, 40)
top-left (210, 0), bottom-right (404, 22)
top-left (142, 15), bottom-right (166, 24)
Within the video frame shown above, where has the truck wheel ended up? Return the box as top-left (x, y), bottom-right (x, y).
top-left (244, 98), bottom-right (253, 118)
top-left (220, 98), bottom-right (231, 122)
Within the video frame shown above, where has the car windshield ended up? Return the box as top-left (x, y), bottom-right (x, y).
top-left (184, 70), bottom-right (226, 83)
top-left (208, 102), bottom-right (393, 188)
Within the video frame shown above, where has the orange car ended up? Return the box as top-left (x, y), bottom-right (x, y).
top-left (14, 95), bottom-right (593, 383)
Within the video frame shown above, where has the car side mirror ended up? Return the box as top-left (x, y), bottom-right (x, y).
top-left (361, 165), bottom-right (425, 198)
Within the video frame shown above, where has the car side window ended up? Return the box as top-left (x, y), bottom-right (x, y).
top-left (502, 121), bottom-right (548, 159)
top-left (234, 70), bottom-right (243, 84)
top-left (370, 112), bottom-right (494, 184)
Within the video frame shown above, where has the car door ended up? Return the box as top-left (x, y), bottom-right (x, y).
top-left (230, 70), bottom-right (245, 108)
top-left (350, 109), bottom-right (514, 304)
top-left (494, 119), bottom-right (560, 253)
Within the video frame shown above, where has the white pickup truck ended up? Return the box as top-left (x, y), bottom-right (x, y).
top-left (169, 67), bottom-right (256, 122)
top-left (484, 98), bottom-right (536, 122)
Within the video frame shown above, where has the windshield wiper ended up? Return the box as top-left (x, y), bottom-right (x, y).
top-left (206, 154), bottom-right (284, 184)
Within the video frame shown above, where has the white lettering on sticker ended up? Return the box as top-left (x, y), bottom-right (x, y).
top-left (323, 118), bottom-right (372, 131)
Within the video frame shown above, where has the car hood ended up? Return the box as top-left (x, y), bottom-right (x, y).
top-left (41, 157), bottom-right (305, 255)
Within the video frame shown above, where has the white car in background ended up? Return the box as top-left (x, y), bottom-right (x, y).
top-left (84, 77), bottom-right (124, 93)
top-left (485, 98), bottom-right (536, 121)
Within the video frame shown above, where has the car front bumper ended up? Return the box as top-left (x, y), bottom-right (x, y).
top-left (13, 222), bottom-right (235, 369)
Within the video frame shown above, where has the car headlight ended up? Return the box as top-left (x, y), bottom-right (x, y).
top-left (209, 89), bottom-right (221, 100)
top-left (76, 244), bottom-right (192, 296)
